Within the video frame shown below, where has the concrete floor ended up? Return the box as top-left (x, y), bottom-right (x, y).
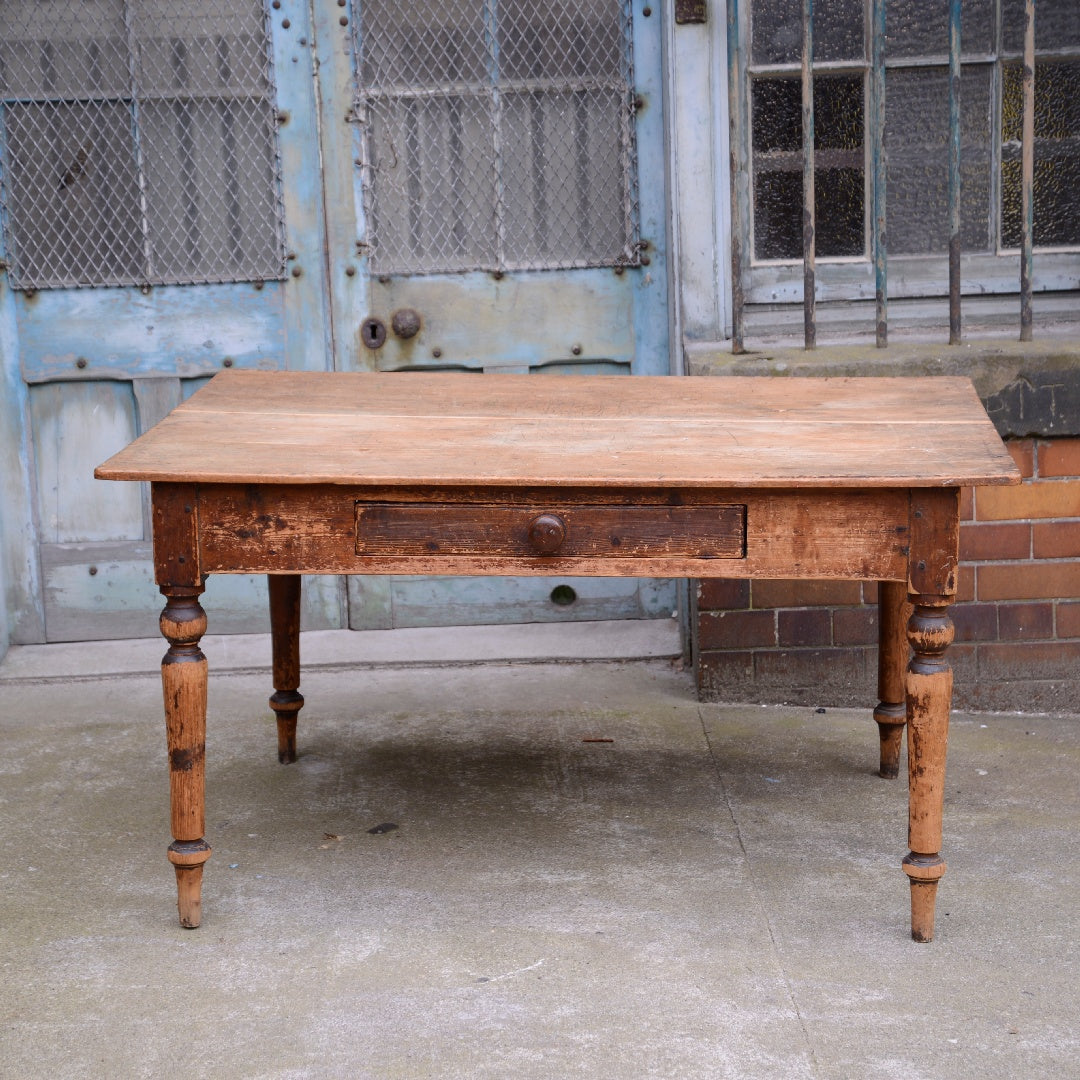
top-left (1, 638), bottom-right (1078, 1079)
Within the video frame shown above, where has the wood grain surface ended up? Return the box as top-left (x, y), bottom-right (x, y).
top-left (96, 372), bottom-right (1020, 489)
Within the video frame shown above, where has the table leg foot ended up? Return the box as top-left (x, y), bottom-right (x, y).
top-left (168, 839), bottom-right (212, 928)
top-left (903, 853), bottom-right (947, 943)
top-left (269, 575), bottom-right (303, 764)
top-left (161, 585), bottom-right (210, 929)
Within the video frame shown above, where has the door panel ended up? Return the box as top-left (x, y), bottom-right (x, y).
top-left (348, 574), bottom-right (677, 630)
top-left (362, 270), bottom-right (635, 372)
top-left (2, 1), bottom-right (672, 643)
top-left (315, 0), bottom-right (673, 630)
top-left (0, 2), bottom-right (343, 643)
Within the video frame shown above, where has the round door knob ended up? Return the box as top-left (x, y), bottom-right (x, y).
top-left (527, 513), bottom-right (566, 554)
top-left (391, 308), bottom-right (422, 339)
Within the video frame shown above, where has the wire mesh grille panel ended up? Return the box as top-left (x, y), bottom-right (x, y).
top-left (0, 0), bottom-right (285, 289)
top-left (354, 0), bottom-right (641, 275)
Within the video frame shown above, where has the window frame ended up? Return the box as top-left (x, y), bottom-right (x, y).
top-left (729, 0), bottom-right (1080, 309)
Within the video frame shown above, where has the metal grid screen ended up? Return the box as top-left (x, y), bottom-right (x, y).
top-left (354, 0), bottom-right (642, 275)
top-left (0, 1), bottom-right (285, 290)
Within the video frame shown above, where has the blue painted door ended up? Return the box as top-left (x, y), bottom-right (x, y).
top-left (314, 0), bottom-right (674, 628)
top-left (0, 2), bottom-right (343, 642)
top-left (0, 0), bottom-right (671, 643)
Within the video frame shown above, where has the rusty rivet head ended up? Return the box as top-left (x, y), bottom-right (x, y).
top-left (253, 280), bottom-right (264, 290)
top-left (339, 15), bottom-right (348, 25)
top-left (271, 0), bottom-right (280, 7)
top-left (614, 265), bottom-right (625, 275)
top-left (88, 565), bottom-right (98, 576)
top-left (914, 509), bottom-right (923, 519)
top-left (291, 265), bottom-right (303, 278)
top-left (643, 5), bottom-right (652, 13)
top-left (918, 560), bottom-right (927, 571)
top-left (76, 357), bottom-right (88, 369)
top-left (571, 344), bottom-right (582, 356)
top-left (492, 270), bottom-right (504, 281)
top-left (345, 265), bottom-right (356, 277)
top-left (282, 18), bottom-right (291, 28)
top-left (223, 357), bottom-right (234, 367)
top-left (432, 348), bottom-right (443, 358)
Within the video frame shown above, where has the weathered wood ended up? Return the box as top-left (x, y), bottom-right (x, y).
top-left (160, 585), bottom-right (211, 929)
top-left (903, 599), bottom-right (954, 943)
top-left (356, 503), bottom-right (747, 559)
top-left (194, 484), bottom-right (911, 581)
top-left (873, 580), bottom-right (909, 779)
top-left (151, 483), bottom-right (203, 587)
top-left (908, 488), bottom-right (961, 598)
top-left (96, 372), bottom-right (1020, 489)
top-left (268, 574), bottom-right (303, 764)
top-left (95, 372), bottom-right (1019, 937)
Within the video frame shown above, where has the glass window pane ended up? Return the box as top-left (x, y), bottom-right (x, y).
top-left (1002, 0), bottom-right (1080, 54)
top-left (752, 74), bottom-right (864, 259)
top-left (750, 0), bottom-right (864, 66)
top-left (1001, 60), bottom-right (1080, 247)
top-left (886, 0), bottom-right (994, 58)
top-left (884, 65), bottom-right (992, 255)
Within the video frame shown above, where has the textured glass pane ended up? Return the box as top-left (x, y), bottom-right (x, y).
top-left (1002, 0), bottom-right (1080, 54)
top-left (0, 0), bottom-right (285, 289)
top-left (752, 75), bottom-right (864, 259)
top-left (1001, 61), bottom-right (1080, 247)
top-left (884, 65), bottom-right (992, 254)
top-left (750, 0), bottom-right (864, 66)
top-left (356, 0), bottom-right (639, 274)
top-left (885, 0), bottom-right (994, 58)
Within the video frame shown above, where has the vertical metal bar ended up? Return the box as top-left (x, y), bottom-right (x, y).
top-left (870, 0), bottom-right (888, 347)
top-left (726, 0), bottom-right (746, 353)
top-left (1020, 0), bottom-right (1035, 341)
top-left (802, 0), bottom-right (816, 349)
top-left (122, 0), bottom-right (155, 282)
top-left (948, 0), bottom-right (962, 344)
top-left (484, 0), bottom-right (507, 269)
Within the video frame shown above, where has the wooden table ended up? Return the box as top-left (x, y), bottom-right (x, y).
top-left (96, 371), bottom-right (1018, 941)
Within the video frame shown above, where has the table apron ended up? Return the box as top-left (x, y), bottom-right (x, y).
top-left (154, 483), bottom-right (915, 583)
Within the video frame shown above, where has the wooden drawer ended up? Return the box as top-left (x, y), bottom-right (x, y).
top-left (355, 502), bottom-right (747, 559)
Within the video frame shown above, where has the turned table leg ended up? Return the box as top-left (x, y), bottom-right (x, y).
top-left (874, 580), bottom-right (910, 778)
top-left (902, 598), bottom-right (954, 942)
top-left (160, 585), bottom-right (212, 928)
top-left (269, 574), bottom-right (304, 764)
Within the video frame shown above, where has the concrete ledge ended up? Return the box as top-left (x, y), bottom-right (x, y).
top-left (0, 617), bottom-right (683, 683)
top-left (685, 337), bottom-right (1080, 437)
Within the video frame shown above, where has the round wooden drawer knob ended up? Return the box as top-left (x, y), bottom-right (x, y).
top-left (527, 513), bottom-right (567, 554)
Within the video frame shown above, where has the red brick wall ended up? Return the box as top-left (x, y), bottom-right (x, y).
top-left (694, 437), bottom-right (1080, 713)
